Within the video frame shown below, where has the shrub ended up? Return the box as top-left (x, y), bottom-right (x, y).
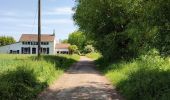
top-left (68, 45), bottom-right (79, 54)
top-left (84, 45), bottom-right (95, 54)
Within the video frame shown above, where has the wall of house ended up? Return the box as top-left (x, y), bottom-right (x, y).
top-left (0, 42), bottom-right (22, 54)
top-left (21, 41), bottom-right (55, 55)
top-left (56, 49), bottom-right (69, 52)
top-left (0, 41), bottom-right (55, 55)
top-left (49, 41), bottom-right (55, 55)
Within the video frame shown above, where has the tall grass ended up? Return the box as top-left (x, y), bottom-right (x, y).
top-left (0, 54), bottom-right (79, 100)
top-left (95, 54), bottom-right (170, 100)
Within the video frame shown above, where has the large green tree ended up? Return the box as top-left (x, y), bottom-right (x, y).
top-left (68, 31), bottom-right (86, 52)
top-left (73, 0), bottom-right (170, 60)
top-left (0, 36), bottom-right (16, 46)
top-left (68, 45), bottom-right (79, 54)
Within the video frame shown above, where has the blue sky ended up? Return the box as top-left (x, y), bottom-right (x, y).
top-left (0, 0), bottom-right (77, 41)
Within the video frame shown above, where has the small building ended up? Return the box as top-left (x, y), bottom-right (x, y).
top-left (56, 43), bottom-right (70, 54)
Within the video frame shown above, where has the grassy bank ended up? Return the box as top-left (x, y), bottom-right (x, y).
top-left (95, 54), bottom-right (170, 100)
top-left (0, 54), bottom-right (79, 100)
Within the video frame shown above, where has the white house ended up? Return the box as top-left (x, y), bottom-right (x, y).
top-left (0, 34), bottom-right (70, 55)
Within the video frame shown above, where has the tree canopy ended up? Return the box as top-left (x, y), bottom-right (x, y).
top-left (74, 0), bottom-right (170, 60)
top-left (68, 45), bottom-right (79, 54)
top-left (68, 31), bottom-right (86, 52)
top-left (0, 36), bottom-right (16, 47)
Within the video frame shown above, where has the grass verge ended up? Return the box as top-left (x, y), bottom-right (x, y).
top-left (0, 54), bottom-right (79, 100)
top-left (95, 54), bottom-right (170, 100)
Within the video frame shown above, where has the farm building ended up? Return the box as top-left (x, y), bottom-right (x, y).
top-left (56, 43), bottom-right (70, 54)
top-left (0, 34), bottom-right (70, 55)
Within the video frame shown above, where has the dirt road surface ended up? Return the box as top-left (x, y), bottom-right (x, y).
top-left (38, 56), bottom-right (123, 100)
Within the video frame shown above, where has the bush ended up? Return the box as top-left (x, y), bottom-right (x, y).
top-left (84, 45), bottom-right (95, 54)
top-left (69, 45), bottom-right (79, 54)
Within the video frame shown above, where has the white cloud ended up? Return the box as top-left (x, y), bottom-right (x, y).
top-left (0, 17), bottom-right (20, 22)
top-left (0, 11), bottom-right (17, 17)
top-left (0, 10), bottom-right (33, 18)
top-left (44, 7), bottom-right (74, 15)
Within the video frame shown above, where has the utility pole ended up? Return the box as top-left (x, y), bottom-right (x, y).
top-left (38, 0), bottom-right (41, 58)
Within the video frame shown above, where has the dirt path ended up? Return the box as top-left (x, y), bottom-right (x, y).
top-left (38, 56), bottom-right (123, 100)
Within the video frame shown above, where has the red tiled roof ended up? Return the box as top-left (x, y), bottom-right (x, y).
top-left (56, 43), bottom-right (70, 49)
top-left (19, 34), bottom-right (55, 42)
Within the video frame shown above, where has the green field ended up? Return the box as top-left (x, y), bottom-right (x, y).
top-left (0, 54), bottom-right (79, 100)
top-left (95, 54), bottom-right (170, 100)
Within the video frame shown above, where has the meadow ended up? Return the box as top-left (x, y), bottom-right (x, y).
top-left (0, 54), bottom-right (79, 100)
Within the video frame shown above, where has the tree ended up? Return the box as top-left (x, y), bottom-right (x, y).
top-left (68, 45), bottom-right (79, 54)
top-left (68, 31), bottom-right (86, 52)
top-left (0, 36), bottom-right (16, 46)
top-left (73, 0), bottom-right (170, 60)
top-left (61, 39), bottom-right (68, 43)
top-left (84, 45), bottom-right (95, 54)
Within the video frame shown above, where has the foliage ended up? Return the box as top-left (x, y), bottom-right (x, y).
top-left (68, 45), bottom-right (79, 54)
top-left (95, 53), bottom-right (170, 100)
top-left (73, 0), bottom-right (170, 60)
top-left (84, 45), bottom-right (95, 54)
top-left (0, 54), bottom-right (79, 100)
top-left (61, 39), bottom-right (68, 43)
top-left (68, 31), bottom-right (86, 52)
top-left (0, 36), bottom-right (16, 46)
top-left (74, 0), bottom-right (170, 99)
top-left (86, 52), bottom-right (102, 60)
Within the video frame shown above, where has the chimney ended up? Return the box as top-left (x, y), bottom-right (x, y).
top-left (53, 29), bottom-right (55, 36)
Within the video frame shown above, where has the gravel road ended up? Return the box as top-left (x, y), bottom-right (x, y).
top-left (38, 56), bottom-right (123, 100)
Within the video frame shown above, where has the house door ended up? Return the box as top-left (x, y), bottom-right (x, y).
top-left (32, 48), bottom-right (36, 54)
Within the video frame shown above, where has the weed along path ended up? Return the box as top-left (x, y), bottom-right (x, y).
top-left (38, 56), bottom-right (123, 100)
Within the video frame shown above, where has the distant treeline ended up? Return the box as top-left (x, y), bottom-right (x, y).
top-left (0, 36), bottom-right (16, 46)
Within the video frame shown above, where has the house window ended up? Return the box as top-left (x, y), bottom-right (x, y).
top-left (28, 42), bottom-right (30, 45)
top-left (41, 42), bottom-right (44, 45)
top-left (22, 42), bottom-right (25, 45)
top-left (40, 42), bottom-right (49, 45)
top-left (17, 50), bottom-right (19, 54)
top-left (22, 47), bottom-right (30, 54)
top-left (10, 50), bottom-right (20, 54)
top-left (33, 42), bottom-right (36, 45)
top-left (10, 50), bottom-right (12, 54)
top-left (39, 48), bottom-right (49, 54)
top-left (47, 48), bottom-right (49, 54)
top-left (32, 48), bottom-right (36, 54)
top-left (22, 42), bottom-right (31, 45)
